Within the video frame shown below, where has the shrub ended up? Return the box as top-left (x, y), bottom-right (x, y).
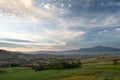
top-left (0, 70), bottom-right (7, 73)
top-left (113, 59), bottom-right (119, 65)
top-left (32, 64), bottom-right (48, 71)
top-left (10, 63), bottom-right (20, 67)
top-left (32, 61), bottom-right (82, 71)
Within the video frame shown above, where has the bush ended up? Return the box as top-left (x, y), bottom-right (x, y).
top-left (0, 70), bottom-right (7, 73)
top-left (32, 64), bottom-right (48, 71)
top-left (48, 62), bottom-right (65, 69)
top-left (10, 63), bottom-right (20, 67)
top-left (32, 61), bottom-right (82, 71)
top-left (113, 59), bottom-right (119, 65)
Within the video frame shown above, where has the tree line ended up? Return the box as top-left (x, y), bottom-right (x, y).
top-left (32, 61), bottom-right (82, 71)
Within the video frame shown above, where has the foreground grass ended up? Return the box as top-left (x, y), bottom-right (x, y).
top-left (53, 65), bottom-right (120, 80)
top-left (0, 65), bottom-right (120, 80)
top-left (0, 67), bottom-right (82, 80)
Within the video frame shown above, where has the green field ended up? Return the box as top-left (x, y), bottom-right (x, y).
top-left (0, 65), bottom-right (120, 80)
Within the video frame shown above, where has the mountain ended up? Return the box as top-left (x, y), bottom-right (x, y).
top-left (0, 49), bottom-right (8, 54)
top-left (1, 46), bottom-right (120, 67)
top-left (63, 46), bottom-right (120, 55)
top-left (0, 49), bottom-right (92, 67)
top-left (0, 49), bottom-right (16, 54)
top-left (25, 46), bottom-right (120, 55)
top-left (0, 49), bottom-right (22, 54)
top-left (78, 46), bottom-right (120, 54)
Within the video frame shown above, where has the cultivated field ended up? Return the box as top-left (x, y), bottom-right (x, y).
top-left (0, 64), bottom-right (120, 80)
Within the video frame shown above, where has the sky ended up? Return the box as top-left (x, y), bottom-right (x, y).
top-left (0, 0), bottom-right (120, 52)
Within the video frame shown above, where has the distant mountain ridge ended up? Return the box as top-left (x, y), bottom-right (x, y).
top-left (79, 46), bottom-right (120, 52)
top-left (0, 49), bottom-right (22, 54)
top-left (0, 46), bottom-right (120, 67)
top-left (0, 49), bottom-right (8, 54)
top-left (1, 46), bottom-right (120, 55)
top-left (24, 46), bottom-right (120, 55)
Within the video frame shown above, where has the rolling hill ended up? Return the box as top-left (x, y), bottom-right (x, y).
top-left (0, 46), bottom-right (120, 67)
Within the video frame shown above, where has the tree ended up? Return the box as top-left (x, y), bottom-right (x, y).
top-left (113, 59), bottom-right (119, 65)
top-left (32, 60), bottom-right (82, 71)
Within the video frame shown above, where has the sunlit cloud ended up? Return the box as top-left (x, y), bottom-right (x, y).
top-left (116, 28), bottom-right (120, 31)
top-left (0, 0), bottom-right (120, 51)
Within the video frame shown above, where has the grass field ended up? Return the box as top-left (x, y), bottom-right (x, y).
top-left (0, 65), bottom-right (120, 80)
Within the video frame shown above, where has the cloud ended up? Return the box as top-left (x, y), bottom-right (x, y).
top-left (116, 28), bottom-right (120, 31)
top-left (43, 3), bottom-right (51, 10)
top-left (0, 0), bottom-right (64, 24)
top-left (0, 38), bottom-right (36, 43)
top-left (0, 41), bottom-right (57, 51)
top-left (65, 14), bottom-right (120, 28)
top-left (0, 42), bottom-right (27, 48)
top-left (98, 30), bottom-right (109, 35)
top-left (0, 0), bottom-right (120, 51)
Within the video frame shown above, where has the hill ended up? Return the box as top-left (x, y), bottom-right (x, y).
top-left (78, 46), bottom-right (120, 54)
top-left (0, 46), bottom-right (120, 67)
top-left (26, 46), bottom-right (120, 55)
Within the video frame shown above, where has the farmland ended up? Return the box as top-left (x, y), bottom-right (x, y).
top-left (0, 48), bottom-right (120, 80)
top-left (0, 64), bottom-right (120, 80)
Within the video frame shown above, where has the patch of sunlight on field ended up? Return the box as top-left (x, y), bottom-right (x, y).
top-left (54, 75), bottom-right (104, 80)
top-left (53, 65), bottom-right (120, 80)
top-left (94, 65), bottom-right (120, 69)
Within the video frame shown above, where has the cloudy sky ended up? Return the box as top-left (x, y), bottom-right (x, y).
top-left (0, 0), bottom-right (120, 52)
